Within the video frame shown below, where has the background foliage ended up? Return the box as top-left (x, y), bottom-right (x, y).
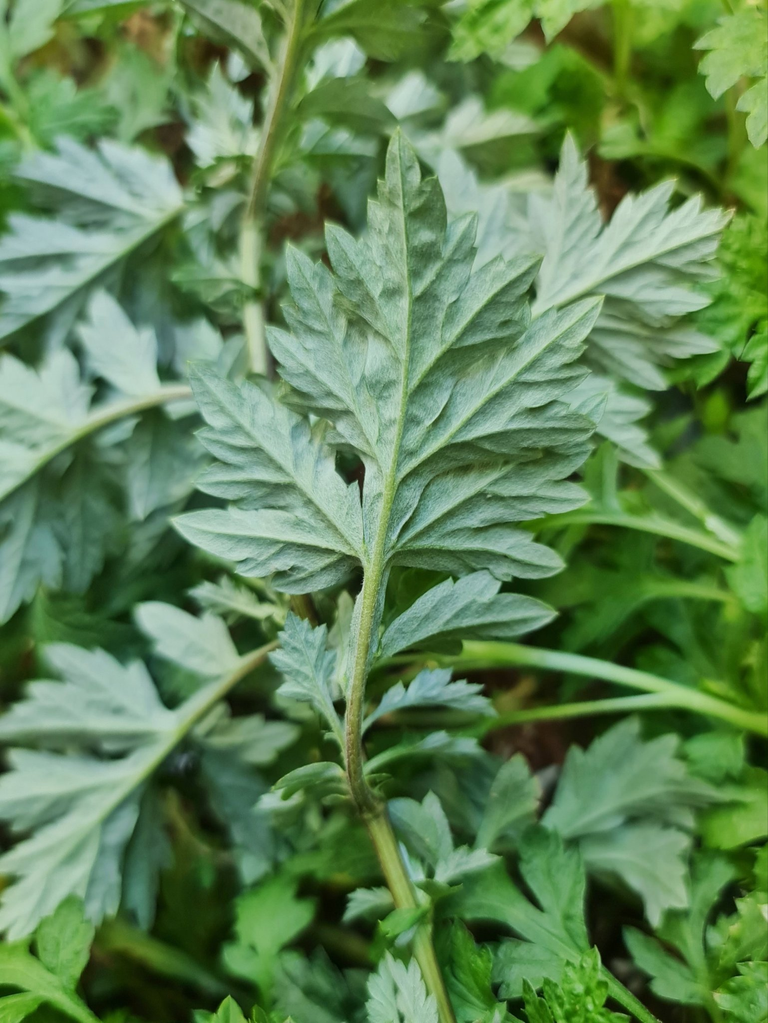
top-left (0, 0), bottom-right (765, 1022)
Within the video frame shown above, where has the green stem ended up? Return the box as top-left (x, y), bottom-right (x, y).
top-left (724, 84), bottom-right (748, 185)
top-left (612, 0), bottom-right (633, 98)
top-left (347, 571), bottom-right (457, 1021)
top-left (97, 919), bottom-right (229, 997)
top-left (240, 0), bottom-right (308, 374)
top-left (545, 509), bottom-right (740, 561)
top-left (340, 219), bottom-right (456, 1017)
top-left (367, 812), bottom-right (458, 1023)
top-left (476, 692), bottom-right (684, 731)
top-left (1, 383), bottom-right (192, 505)
top-left (644, 469), bottom-right (742, 549)
top-left (604, 971), bottom-right (662, 1023)
top-left (442, 642), bottom-right (768, 736)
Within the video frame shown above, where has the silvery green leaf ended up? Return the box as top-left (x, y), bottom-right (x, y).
top-left (268, 134), bottom-right (599, 584)
top-left (327, 589), bottom-right (354, 695)
top-left (587, 311), bottom-right (718, 392)
top-left (417, 96), bottom-right (538, 166)
top-left (173, 368), bottom-right (364, 592)
top-left (3, 0), bottom-right (63, 60)
top-left (433, 846), bottom-right (497, 885)
top-left (389, 792), bottom-right (454, 869)
top-left (0, 751), bottom-right (146, 938)
top-left (272, 762), bottom-right (346, 801)
top-left (135, 601), bottom-right (241, 678)
top-left (366, 953), bottom-right (438, 1023)
top-left (385, 70), bottom-right (444, 123)
top-left (0, 643), bottom-right (173, 750)
top-left (580, 823), bottom-right (690, 927)
top-left (0, 483), bottom-right (61, 624)
top-left (389, 792), bottom-right (496, 885)
top-left (178, 0), bottom-right (270, 72)
top-left (186, 64), bottom-right (258, 169)
top-left (0, 349), bottom-right (90, 456)
top-left (0, 138), bottom-right (183, 345)
top-left (379, 571), bottom-right (556, 659)
top-left (123, 414), bottom-right (204, 521)
top-left (476, 755), bottom-right (540, 852)
top-left (0, 310), bottom-right (191, 622)
top-left (200, 750), bottom-right (275, 884)
top-left (365, 732), bottom-right (481, 774)
top-left (342, 886), bottom-right (394, 924)
top-left (530, 134), bottom-right (726, 386)
top-left (190, 576), bottom-right (281, 624)
top-left (0, 630), bottom-right (270, 937)
top-left (305, 38), bottom-right (366, 90)
top-left (363, 669), bottom-right (493, 733)
top-left (270, 613), bottom-right (344, 743)
top-left (543, 718), bottom-right (717, 923)
top-left (77, 291), bottom-right (160, 397)
top-left (542, 718), bottom-right (716, 839)
top-left (433, 147), bottom-right (537, 269)
top-left (199, 711), bottom-right (298, 766)
top-left (56, 452), bottom-right (120, 593)
top-left (568, 375), bottom-right (660, 469)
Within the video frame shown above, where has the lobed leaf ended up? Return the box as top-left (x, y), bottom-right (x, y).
top-left (0, 606), bottom-right (274, 937)
top-left (379, 571), bottom-right (556, 658)
top-left (0, 139), bottom-right (183, 345)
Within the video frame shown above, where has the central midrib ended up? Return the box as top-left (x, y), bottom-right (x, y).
top-left (343, 148), bottom-right (415, 805)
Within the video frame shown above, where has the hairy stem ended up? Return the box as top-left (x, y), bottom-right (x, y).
top-left (344, 489), bottom-right (456, 1016)
top-left (442, 642), bottom-right (767, 736)
top-left (367, 812), bottom-right (458, 1023)
top-left (345, 568), bottom-right (385, 816)
top-left (346, 570), bottom-right (457, 1021)
top-left (240, 0), bottom-right (307, 374)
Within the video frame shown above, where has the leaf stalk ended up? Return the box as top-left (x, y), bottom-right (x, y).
top-left (240, 0), bottom-right (308, 374)
top-left (446, 642), bottom-right (768, 736)
top-left (1, 383), bottom-right (193, 504)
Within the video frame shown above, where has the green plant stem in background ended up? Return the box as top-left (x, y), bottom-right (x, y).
top-left (478, 692), bottom-right (693, 730)
top-left (443, 643), bottom-right (768, 736)
top-left (644, 468), bottom-right (743, 549)
top-left (240, 0), bottom-right (308, 374)
top-left (97, 920), bottom-right (229, 998)
top-left (612, 0), bottom-right (633, 98)
top-left (547, 509), bottom-right (740, 561)
top-left (2, 383), bottom-right (192, 505)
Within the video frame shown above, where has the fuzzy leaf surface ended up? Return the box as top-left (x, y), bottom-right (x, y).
top-left (0, 606), bottom-right (268, 937)
top-left (267, 133), bottom-right (599, 586)
top-left (0, 139), bottom-right (183, 345)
